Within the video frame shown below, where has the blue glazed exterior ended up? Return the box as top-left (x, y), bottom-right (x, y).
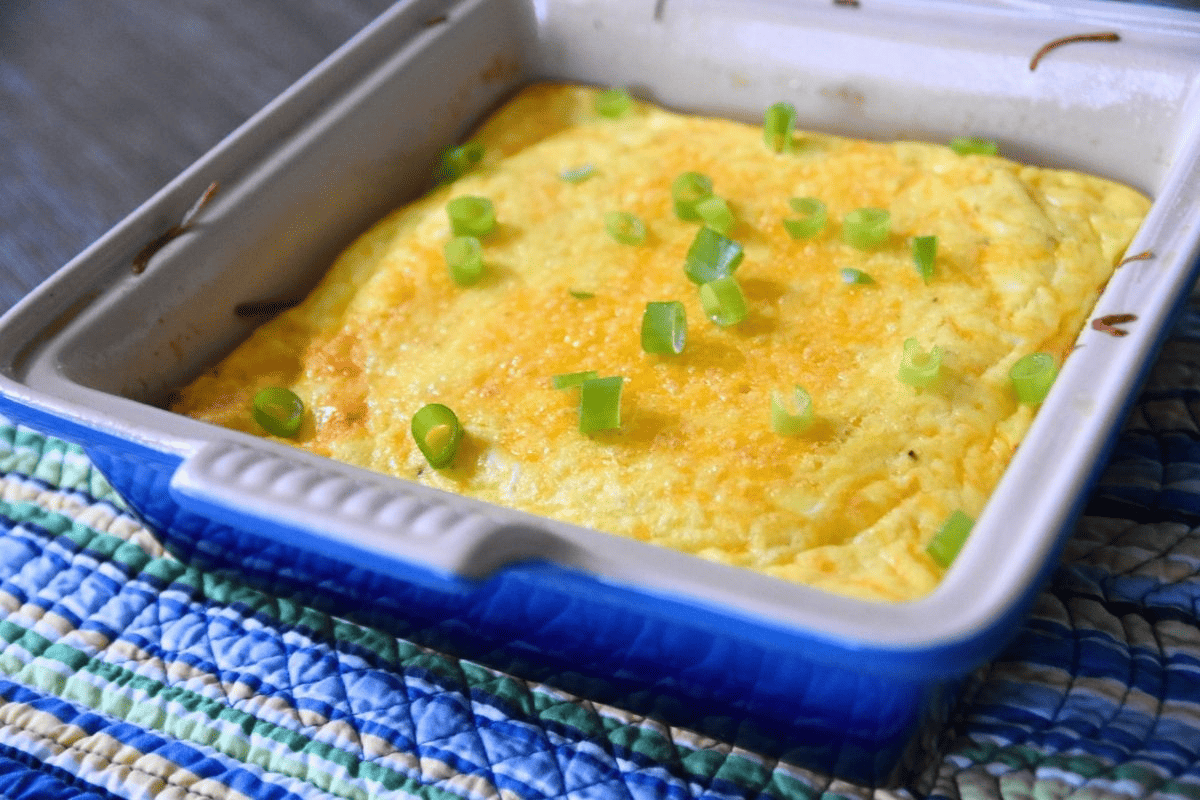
top-left (26, 422), bottom-right (949, 784)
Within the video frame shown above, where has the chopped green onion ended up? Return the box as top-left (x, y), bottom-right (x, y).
top-left (842, 208), bottom-right (891, 250)
top-left (898, 337), bottom-right (944, 388)
top-left (700, 276), bottom-right (748, 327)
top-left (672, 171), bottom-right (714, 221)
top-left (763, 102), bottom-right (797, 153)
top-left (436, 141), bottom-right (484, 183)
top-left (771, 386), bottom-right (814, 435)
top-left (695, 196), bottom-right (735, 235)
top-left (443, 236), bottom-right (484, 286)
top-left (926, 509), bottom-right (974, 568)
top-left (446, 196), bottom-right (495, 237)
top-left (949, 137), bottom-right (999, 156)
top-left (1010, 352), bottom-right (1058, 404)
top-left (783, 197), bottom-right (827, 239)
top-left (912, 235), bottom-right (938, 284)
top-left (252, 387), bottom-right (304, 438)
top-left (552, 370), bottom-right (599, 389)
top-left (411, 403), bottom-right (463, 468)
top-left (604, 211), bottom-right (648, 245)
top-left (560, 164), bottom-right (596, 183)
top-left (641, 301), bottom-right (687, 355)
top-left (840, 268), bottom-right (874, 285)
top-left (685, 227), bottom-right (744, 284)
top-left (579, 376), bottom-right (624, 433)
top-left (595, 87), bottom-right (634, 118)
top-left (569, 289), bottom-right (595, 300)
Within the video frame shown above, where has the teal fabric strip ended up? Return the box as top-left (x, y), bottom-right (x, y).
top-left (3, 300), bottom-right (1200, 799)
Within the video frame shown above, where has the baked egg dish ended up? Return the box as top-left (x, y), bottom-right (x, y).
top-left (171, 83), bottom-right (1150, 602)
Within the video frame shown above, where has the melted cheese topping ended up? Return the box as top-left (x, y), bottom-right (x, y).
top-left (172, 83), bottom-right (1151, 602)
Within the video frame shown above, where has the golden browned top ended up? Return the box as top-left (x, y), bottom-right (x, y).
top-left (172, 83), bottom-right (1150, 601)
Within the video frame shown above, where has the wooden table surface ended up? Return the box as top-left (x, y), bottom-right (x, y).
top-left (3, 0), bottom-right (1197, 315)
top-left (0, 0), bottom-right (394, 314)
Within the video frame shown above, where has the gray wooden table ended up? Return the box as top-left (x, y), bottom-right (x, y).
top-left (4, 0), bottom-right (1197, 315)
top-left (0, 0), bottom-right (394, 314)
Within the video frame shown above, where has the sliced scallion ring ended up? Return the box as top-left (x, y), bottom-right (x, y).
top-left (949, 137), bottom-right (999, 156)
top-left (436, 141), bottom-right (484, 183)
top-left (685, 227), bottom-right (744, 285)
top-left (443, 236), bottom-right (484, 286)
top-left (551, 370), bottom-right (599, 390)
top-left (252, 387), bottom-right (304, 438)
top-left (604, 211), bottom-right (648, 245)
top-left (840, 267), bottom-right (874, 285)
top-left (763, 102), bottom-right (797, 153)
top-left (912, 235), bottom-right (938, 284)
top-left (1010, 352), bottom-right (1058, 404)
top-left (672, 171), bottom-right (714, 221)
top-left (579, 376), bottom-right (624, 433)
top-left (695, 196), bottom-right (735, 236)
top-left (411, 403), bottom-right (463, 468)
top-left (771, 386), bottom-right (814, 435)
top-left (641, 301), bottom-right (687, 355)
top-left (446, 196), bottom-right (495, 237)
top-left (898, 337), bottom-right (943, 387)
top-left (559, 164), bottom-right (596, 183)
top-left (595, 87), bottom-right (634, 118)
top-left (699, 275), bottom-right (748, 327)
top-left (842, 208), bottom-right (891, 250)
top-left (783, 197), bottom-right (827, 240)
top-left (926, 509), bottom-right (974, 567)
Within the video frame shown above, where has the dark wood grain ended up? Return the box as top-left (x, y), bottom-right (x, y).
top-left (0, 0), bottom-right (395, 313)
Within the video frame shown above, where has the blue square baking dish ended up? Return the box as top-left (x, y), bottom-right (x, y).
top-left (3, 0), bottom-right (1200, 784)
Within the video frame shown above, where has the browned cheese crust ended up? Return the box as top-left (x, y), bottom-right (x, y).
top-left (172, 84), bottom-right (1151, 601)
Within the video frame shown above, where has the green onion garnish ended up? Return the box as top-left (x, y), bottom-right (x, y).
top-left (411, 403), bottom-right (463, 468)
top-left (695, 196), bottom-right (735, 236)
top-left (783, 197), bottom-right (827, 240)
top-left (569, 290), bottom-right (595, 300)
top-left (436, 141), bottom-right (484, 183)
top-left (949, 137), bottom-right (999, 156)
top-left (842, 208), bottom-right (891, 250)
top-left (604, 211), bottom-right (648, 245)
top-left (1010, 352), bottom-right (1058, 404)
top-left (252, 387), bottom-right (304, 438)
top-left (595, 88), bottom-right (634, 118)
top-left (926, 509), bottom-right (974, 568)
top-left (700, 276), bottom-right (749, 327)
top-left (912, 235), bottom-right (938, 284)
top-left (771, 386), bottom-right (814, 435)
top-left (672, 171), bottom-right (714, 221)
top-left (560, 164), bottom-right (596, 183)
top-left (840, 268), bottom-right (874, 285)
top-left (685, 227), bottom-right (744, 284)
top-left (641, 301), bottom-right (687, 355)
top-left (898, 337), bottom-right (943, 388)
top-left (446, 196), bottom-right (496, 237)
top-left (552, 370), bottom-right (599, 389)
top-left (443, 236), bottom-right (484, 286)
top-left (579, 376), bottom-right (624, 433)
top-left (763, 102), bottom-right (797, 153)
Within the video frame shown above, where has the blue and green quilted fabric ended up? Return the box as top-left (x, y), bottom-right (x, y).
top-left (1, 302), bottom-right (1200, 798)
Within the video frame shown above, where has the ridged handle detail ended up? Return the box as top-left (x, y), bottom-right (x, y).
top-left (168, 440), bottom-right (534, 582)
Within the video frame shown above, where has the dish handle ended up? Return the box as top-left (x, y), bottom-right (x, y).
top-left (167, 440), bottom-right (567, 589)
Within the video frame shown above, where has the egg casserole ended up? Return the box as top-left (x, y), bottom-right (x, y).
top-left (171, 83), bottom-right (1151, 602)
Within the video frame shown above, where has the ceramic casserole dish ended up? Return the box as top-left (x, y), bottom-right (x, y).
top-left (3, 0), bottom-right (1200, 784)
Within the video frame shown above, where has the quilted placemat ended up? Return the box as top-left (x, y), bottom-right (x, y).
top-left (1, 314), bottom-right (1199, 798)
